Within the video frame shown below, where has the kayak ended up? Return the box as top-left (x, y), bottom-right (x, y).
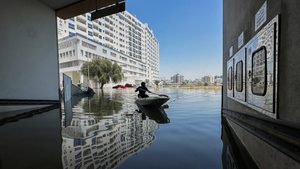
top-left (135, 96), bottom-right (169, 108)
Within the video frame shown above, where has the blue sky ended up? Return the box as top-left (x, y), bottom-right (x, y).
top-left (127, 0), bottom-right (223, 80)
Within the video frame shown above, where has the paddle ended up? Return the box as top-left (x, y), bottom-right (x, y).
top-left (151, 92), bottom-right (169, 97)
top-left (137, 88), bottom-right (169, 97)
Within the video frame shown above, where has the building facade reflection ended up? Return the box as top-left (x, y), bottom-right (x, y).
top-left (62, 98), bottom-right (159, 169)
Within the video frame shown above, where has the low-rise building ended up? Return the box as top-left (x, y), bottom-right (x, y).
top-left (214, 77), bottom-right (223, 85)
top-left (201, 75), bottom-right (215, 84)
top-left (58, 35), bottom-right (147, 87)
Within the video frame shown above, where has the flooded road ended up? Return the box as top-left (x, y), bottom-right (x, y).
top-left (62, 88), bottom-right (223, 169)
top-left (0, 87), bottom-right (224, 169)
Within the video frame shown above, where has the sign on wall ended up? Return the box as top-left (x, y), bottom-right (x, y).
top-left (229, 46), bottom-right (233, 58)
top-left (255, 1), bottom-right (267, 31)
top-left (238, 32), bottom-right (244, 48)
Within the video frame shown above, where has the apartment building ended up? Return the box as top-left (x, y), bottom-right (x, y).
top-left (57, 11), bottom-right (159, 86)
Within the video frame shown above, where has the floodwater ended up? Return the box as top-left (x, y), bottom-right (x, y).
top-left (62, 88), bottom-right (223, 169)
top-left (0, 87), bottom-right (229, 169)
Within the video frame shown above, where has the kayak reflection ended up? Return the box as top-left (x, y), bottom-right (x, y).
top-left (137, 105), bottom-right (170, 124)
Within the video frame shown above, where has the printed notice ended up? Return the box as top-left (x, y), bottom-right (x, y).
top-left (255, 1), bottom-right (267, 31)
top-left (238, 32), bottom-right (244, 48)
top-left (229, 46), bottom-right (233, 58)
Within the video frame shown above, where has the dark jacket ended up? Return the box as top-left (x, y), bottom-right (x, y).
top-left (135, 86), bottom-right (150, 98)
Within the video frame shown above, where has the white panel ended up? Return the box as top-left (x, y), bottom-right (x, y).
top-left (246, 15), bottom-right (279, 118)
top-left (233, 48), bottom-right (246, 102)
top-left (227, 58), bottom-right (234, 98)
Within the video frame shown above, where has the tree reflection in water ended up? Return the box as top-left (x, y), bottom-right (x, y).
top-left (81, 90), bottom-right (123, 117)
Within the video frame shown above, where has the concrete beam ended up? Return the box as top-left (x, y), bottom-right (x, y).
top-left (56, 0), bottom-right (122, 19)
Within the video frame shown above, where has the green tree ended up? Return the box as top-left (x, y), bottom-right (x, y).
top-left (154, 80), bottom-right (160, 87)
top-left (81, 58), bottom-right (122, 89)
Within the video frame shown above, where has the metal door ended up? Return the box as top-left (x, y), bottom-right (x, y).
top-left (233, 48), bottom-right (246, 102)
top-left (63, 74), bottom-right (73, 127)
top-left (245, 15), bottom-right (279, 118)
top-left (227, 58), bottom-right (234, 98)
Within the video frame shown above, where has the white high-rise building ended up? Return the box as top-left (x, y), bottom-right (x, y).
top-left (57, 11), bottom-right (159, 86)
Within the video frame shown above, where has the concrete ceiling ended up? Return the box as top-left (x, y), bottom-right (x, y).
top-left (53, 0), bottom-right (122, 19)
top-left (40, 0), bottom-right (81, 10)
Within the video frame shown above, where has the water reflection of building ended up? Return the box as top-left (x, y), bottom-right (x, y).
top-left (62, 107), bottom-right (158, 169)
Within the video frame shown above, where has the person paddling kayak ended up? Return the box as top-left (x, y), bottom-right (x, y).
top-left (135, 82), bottom-right (152, 98)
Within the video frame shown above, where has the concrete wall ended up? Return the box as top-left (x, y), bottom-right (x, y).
top-left (278, 1), bottom-right (300, 123)
top-left (223, 0), bottom-right (300, 123)
top-left (0, 0), bottom-right (59, 101)
top-left (227, 120), bottom-right (300, 169)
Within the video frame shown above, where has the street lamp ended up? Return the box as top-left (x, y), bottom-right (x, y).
top-left (88, 57), bottom-right (90, 87)
top-left (85, 54), bottom-right (90, 87)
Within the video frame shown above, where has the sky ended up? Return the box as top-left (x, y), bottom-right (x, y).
top-left (126, 0), bottom-right (223, 80)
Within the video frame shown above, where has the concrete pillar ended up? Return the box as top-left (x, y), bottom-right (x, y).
top-left (0, 0), bottom-right (60, 102)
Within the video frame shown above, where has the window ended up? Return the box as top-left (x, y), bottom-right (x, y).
top-left (120, 56), bottom-right (127, 61)
top-left (88, 31), bottom-right (93, 36)
top-left (252, 47), bottom-right (267, 96)
top-left (82, 41), bottom-right (96, 50)
top-left (59, 61), bottom-right (79, 68)
top-left (68, 23), bottom-right (75, 29)
top-left (110, 52), bottom-right (116, 57)
top-left (236, 61), bottom-right (243, 92)
top-left (69, 32), bottom-right (75, 37)
top-left (227, 67), bottom-right (233, 90)
top-left (88, 23), bottom-right (92, 29)
top-left (74, 139), bottom-right (81, 146)
top-left (102, 49), bottom-right (107, 54)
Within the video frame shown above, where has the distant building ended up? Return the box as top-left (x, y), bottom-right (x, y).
top-left (202, 75), bottom-right (215, 84)
top-left (214, 75), bottom-right (222, 79)
top-left (171, 73), bottom-right (184, 84)
top-left (214, 77), bottom-right (223, 85)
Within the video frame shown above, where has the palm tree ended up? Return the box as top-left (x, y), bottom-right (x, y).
top-left (81, 58), bottom-right (122, 89)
